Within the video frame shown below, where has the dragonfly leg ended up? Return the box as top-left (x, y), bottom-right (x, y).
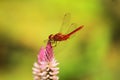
top-left (49, 40), bottom-right (57, 47)
top-left (51, 41), bottom-right (57, 47)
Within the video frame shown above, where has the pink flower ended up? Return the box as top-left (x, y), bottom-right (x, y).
top-left (32, 41), bottom-right (59, 80)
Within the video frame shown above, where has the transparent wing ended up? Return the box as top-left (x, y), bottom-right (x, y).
top-left (66, 23), bottom-right (78, 34)
top-left (59, 13), bottom-right (71, 34)
top-left (43, 39), bottom-right (48, 43)
top-left (66, 23), bottom-right (80, 39)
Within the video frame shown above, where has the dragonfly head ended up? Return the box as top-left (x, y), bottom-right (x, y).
top-left (49, 34), bottom-right (54, 40)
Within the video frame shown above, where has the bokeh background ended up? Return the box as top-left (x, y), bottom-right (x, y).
top-left (0, 0), bottom-right (120, 80)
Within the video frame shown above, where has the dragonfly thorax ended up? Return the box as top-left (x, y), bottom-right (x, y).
top-left (49, 33), bottom-right (69, 41)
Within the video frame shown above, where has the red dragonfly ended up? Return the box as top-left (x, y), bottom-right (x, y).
top-left (48, 13), bottom-right (84, 46)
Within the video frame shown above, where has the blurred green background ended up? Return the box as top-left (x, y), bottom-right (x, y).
top-left (0, 0), bottom-right (120, 80)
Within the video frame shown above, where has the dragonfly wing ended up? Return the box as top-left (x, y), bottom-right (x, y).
top-left (43, 39), bottom-right (49, 43)
top-left (66, 23), bottom-right (79, 38)
top-left (66, 23), bottom-right (78, 34)
top-left (59, 13), bottom-right (71, 34)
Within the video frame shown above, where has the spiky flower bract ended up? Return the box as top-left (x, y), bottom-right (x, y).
top-left (32, 41), bottom-right (59, 80)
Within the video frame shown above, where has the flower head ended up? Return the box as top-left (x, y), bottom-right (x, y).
top-left (32, 41), bottom-right (59, 80)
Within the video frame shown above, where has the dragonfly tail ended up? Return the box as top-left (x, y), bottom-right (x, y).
top-left (66, 25), bottom-right (84, 37)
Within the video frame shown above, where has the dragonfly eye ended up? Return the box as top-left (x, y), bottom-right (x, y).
top-left (49, 34), bottom-right (53, 39)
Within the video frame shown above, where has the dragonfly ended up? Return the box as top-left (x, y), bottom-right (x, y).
top-left (48, 13), bottom-right (84, 46)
